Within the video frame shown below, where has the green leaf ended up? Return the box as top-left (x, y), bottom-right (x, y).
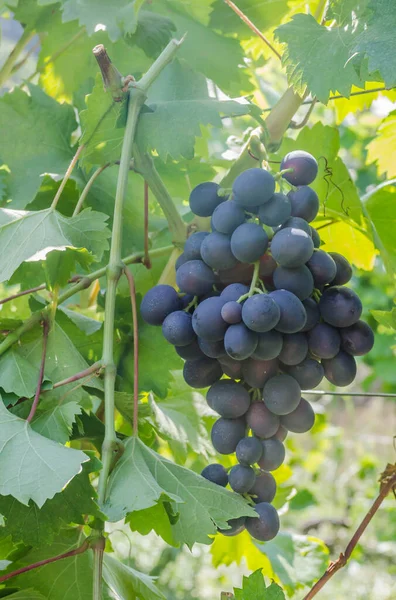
top-left (233, 569), bottom-right (286, 600)
top-left (127, 502), bottom-right (178, 546)
top-left (31, 398), bottom-right (82, 444)
top-left (0, 207), bottom-right (110, 283)
top-left (365, 186), bottom-right (396, 273)
top-left (0, 453), bottom-right (101, 547)
top-left (275, 14), bottom-right (360, 103)
top-left (210, 0), bottom-right (290, 39)
top-left (3, 591), bottom-right (47, 600)
top-left (103, 553), bottom-right (166, 599)
top-left (125, 10), bottom-right (176, 57)
top-left (0, 85), bottom-right (76, 208)
top-left (366, 111), bottom-right (396, 178)
top-left (59, 306), bottom-right (103, 335)
top-left (104, 437), bottom-right (256, 547)
top-left (0, 401), bottom-right (88, 507)
top-left (61, 0), bottom-right (139, 41)
top-left (371, 307), bottom-right (396, 330)
top-left (288, 488), bottom-right (318, 511)
top-left (0, 347), bottom-right (48, 398)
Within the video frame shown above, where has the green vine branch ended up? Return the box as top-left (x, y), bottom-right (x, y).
top-left (124, 268), bottom-right (139, 435)
top-left (73, 163), bottom-right (112, 216)
top-left (0, 28), bottom-right (36, 88)
top-left (27, 319), bottom-right (49, 423)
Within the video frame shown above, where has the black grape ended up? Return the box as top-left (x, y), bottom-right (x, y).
top-left (221, 301), bottom-right (242, 324)
top-left (140, 284), bottom-right (182, 326)
top-left (176, 260), bottom-right (216, 296)
top-left (207, 380), bottom-right (250, 418)
top-left (183, 357), bottom-right (222, 388)
top-left (281, 216), bottom-right (311, 236)
top-left (224, 323), bottom-right (258, 360)
top-left (322, 351), bottom-right (357, 386)
top-left (272, 424), bottom-right (288, 442)
top-left (246, 402), bottom-right (279, 439)
top-left (236, 436), bottom-right (263, 465)
top-left (201, 463), bottom-right (228, 487)
top-left (211, 200), bottom-right (246, 234)
top-left (319, 286), bottom-right (362, 327)
top-left (176, 339), bottom-right (205, 360)
top-left (287, 186), bottom-right (319, 222)
top-left (271, 227), bottom-right (314, 268)
top-left (308, 323), bottom-right (340, 359)
top-left (242, 294), bottom-right (280, 332)
top-left (311, 226), bottom-right (321, 248)
top-left (281, 151), bottom-right (318, 186)
top-left (246, 502), bottom-right (280, 542)
top-left (258, 438), bottom-right (286, 471)
top-left (231, 223), bottom-right (269, 263)
top-left (189, 182), bottom-right (225, 216)
top-left (249, 471), bottom-right (276, 503)
top-left (220, 283), bottom-right (250, 302)
top-left (232, 168), bottom-right (275, 207)
top-left (201, 231), bottom-right (238, 270)
top-left (252, 330), bottom-right (283, 360)
top-left (269, 290), bottom-right (307, 333)
top-left (329, 252), bottom-right (353, 285)
top-left (242, 357), bottom-right (278, 388)
top-left (259, 253), bottom-right (277, 277)
top-left (229, 464), bottom-right (256, 493)
top-left (211, 417), bottom-right (246, 454)
top-left (301, 298), bottom-right (320, 332)
top-left (263, 374), bottom-right (301, 415)
top-left (179, 293), bottom-right (195, 310)
top-left (340, 320), bottom-right (375, 356)
top-left (273, 265), bottom-right (314, 300)
top-left (198, 338), bottom-right (226, 359)
top-left (306, 250), bottom-right (337, 285)
top-left (162, 311), bottom-right (195, 346)
top-left (192, 297), bottom-right (228, 342)
top-left (218, 262), bottom-right (254, 286)
top-left (176, 253), bottom-right (188, 270)
top-left (279, 333), bottom-right (308, 366)
top-left (285, 357), bottom-right (324, 389)
top-left (218, 355), bottom-right (244, 379)
top-left (184, 231), bottom-right (209, 260)
top-left (258, 192), bottom-right (291, 227)
top-left (218, 516), bottom-right (246, 537)
top-left (281, 398), bottom-right (315, 433)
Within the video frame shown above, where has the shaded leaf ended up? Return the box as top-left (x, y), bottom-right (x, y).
top-left (31, 398), bottom-right (82, 444)
top-left (366, 111), bottom-right (396, 179)
top-left (60, 0), bottom-right (140, 41)
top-left (0, 347), bottom-right (48, 398)
top-left (233, 569), bottom-right (286, 600)
top-left (365, 186), bottom-right (396, 273)
top-left (103, 553), bottom-right (166, 599)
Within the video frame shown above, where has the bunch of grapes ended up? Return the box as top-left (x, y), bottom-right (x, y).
top-left (140, 151), bottom-right (374, 543)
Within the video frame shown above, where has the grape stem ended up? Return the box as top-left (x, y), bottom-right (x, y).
top-left (123, 268), bottom-right (139, 436)
top-left (73, 163), bottom-right (112, 216)
top-left (184, 296), bottom-right (198, 312)
top-left (274, 168), bottom-right (294, 180)
top-left (305, 390), bottom-right (396, 398)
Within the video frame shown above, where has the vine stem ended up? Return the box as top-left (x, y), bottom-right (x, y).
top-left (0, 28), bottom-right (36, 88)
top-left (305, 389), bottom-right (396, 398)
top-left (0, 284), bottom-right (46, 305)
top-left (51, 145), bottom-right (85, 210)
top-left (303, 465), bottom-right (396, 600)
top-left (124, 269), bottom-right (139, 435)
top-left (52, 361), bottom-right (103, 389)
top-left (143, 181), bottom-right (151, 267)
top-left (27, 320), bottom-right (49, 423)
top-left (73, 164), bottom-right (111, 216)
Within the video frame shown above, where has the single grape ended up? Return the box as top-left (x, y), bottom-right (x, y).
top-left (272, 424), bottom-right (288, 442)
top-left (140, 285), bottom-right (182, 326)
top-left (329, 252), bottom-right (353, 285)
top-left (176, 253), bottom-right (188, 270)
top-left (273, 265), bottom-right (314, 300)
top-left (242, 294), bottom-right (280, 332)
top-left (198, 338), bottom-right (226, 359)
top-left (232, 168), bottom-right (275, 207)
top-left (221, 300), bottom-right (242, 324)
top-left (269, 289), bottom-right (307, 333)
top-left (162, 310), bottom-right (195, 346)
top-left (278, 333), bottom-right (308, 366)
top-left (281, 151), bottom-right (318, 186)
top-left (301, 297), bottom-right (320, 332)
top-left (211, 417), bottom-right (246, 454)
top-left (281, 216), bottom-right (311, 236)
top-left (340, 320), bottom-right (374, 356)
top-left (220, 282), bottom-right (250, 302)
top-left (249, 471), bottom-right (277, 503)
top-left (184, 231), bottom-right (209, 261)
top-left (319, 286), bottom-right (362, 327)
top-left (271, 227), bottom-right (314, 268)
top-left (242, 357), bottom-right (278, 388)
top-left (258, 192), bottom-right (291, 227)
top-left (280, 398), bottom-right (315, 433)
top-left (175, 339), bottom-right (205, 360)
top-left (229, 464), bottom-right (256, 493)
top-left (211, 200), bottom-right (246, 235)
top-left (218, 516), bottom-right (246, 537)
top-left (201, 464), bottom-right (228, 487)
top-left (183, 357), bottom-right (222, 388)
top-left (252, 330), bottom-right (283, 360)
top-left (246, 402), bottom-right (279, 439)
top-left (236, 436), bottom-right (263, 465)
top-left (189, 182), bottom-right (225, 216)
top-left (287, 186), bottom-right (319, 222)
top-left (322, 351), bottom-right (357, 386)
top-left (218, 354), bottom-right (244, 379)
top-left (285, 357), bottom-right (324, 389)
top-left (308, 323), bottom-right (341, 359)
top-left (263, 374), bottom-right (301, 415)
top-left (258, 438), bottom-right (285, 471)
top-left (224, 323), bottom-right (258, 360)
top-left (207, 379), bottom-right (250, 418)
top-left (246, 502), bottom-right (280, 541)
top-left (306, 250), bottom-right (337, 286)
top-left (259, 253), bottom-right (277, 277)
top-left (310, 226), bottom-right (321, 248)
top-left (176, 260), bottom-right (216, 296)
top-left (218, 262), bottom-right (254, 286)
top-left (201, 231), bottom-right (238, 270)
top-left (192, 297), bottom-right (228, 342)
top-left (231, 223), bottom-right (269, 263)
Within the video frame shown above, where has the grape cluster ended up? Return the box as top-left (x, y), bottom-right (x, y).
top-left (140, 150), bottom-right (374, 542)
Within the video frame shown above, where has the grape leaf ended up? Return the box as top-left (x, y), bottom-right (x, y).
top-left (4, 591), bottom-right (47, 600)
top-left (318, 219), bottom-right (377, 271)
top-left (0, 400), bottom-right (88, 507)
top-left (366, 111), bottom-right (396, 178)
top-left (371, 307), bottom-right (396, 330)
top-left (0, 170), bottom-right (7, 202)
top-left (0, 453), bottom-right (102, 547)
top-left (60, 0), bottom-right (140, 41)
top-left (365, 186), bottom-right (396, 273)
top-left (31, 398), bottom-right (82, 444)
top-left (127, 502), bottom-right (178, 546)
top-left (233, 569), bottom-right (286, 600)
top-left (104, 437), bottom-right (256, 547)
top-left (275, 14), bottom-right (360, 103)
top-left (0, 85), bottom-right (76, 208)
top-left (211, 529), bottom-right (273, 573)
top-left (103, 553), bottom-right (166, 599)
top-left (0, 347), bottom-right (49, 398)
top-left (59, 306), bottom-right (103, 336)
top-left (326, 0), bottom-right (370, 27)
top-left (125, 10), bottom-right (176, 57)
top-left (0, 207), bottom-right (110, 283)
top-left (210, 0), bottom-right (290, 39)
